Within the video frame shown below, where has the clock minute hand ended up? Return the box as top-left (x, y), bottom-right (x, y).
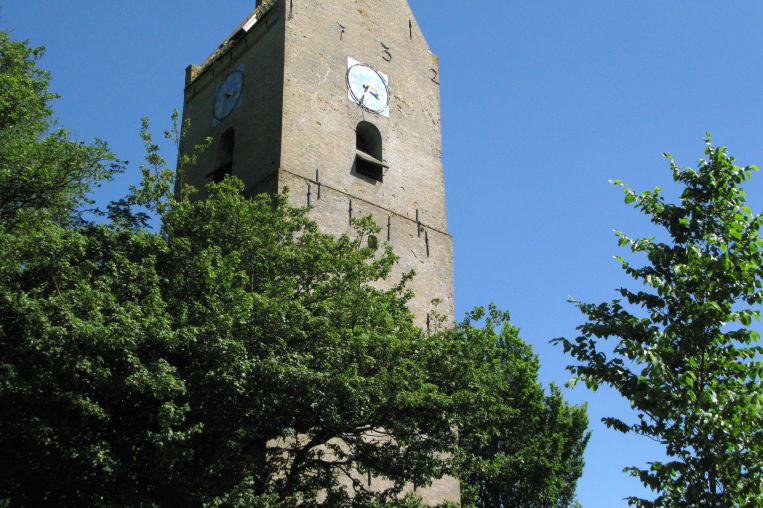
top-left (366, 84), bottom-right (381, 100)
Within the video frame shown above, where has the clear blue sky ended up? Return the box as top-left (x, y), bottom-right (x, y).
top-left (4, 1), bottom-right (763, 506)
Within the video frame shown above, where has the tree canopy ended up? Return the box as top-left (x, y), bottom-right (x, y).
top-left (450, 306), bottom-right (589, 508)
top-left (0, 32), bottom-right (119, 227)
top-left (555, 141), bottom-right (763, 507)
top-left (0, 32), bottom-right (588, 507)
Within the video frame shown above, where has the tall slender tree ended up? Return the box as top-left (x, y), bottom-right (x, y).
top-left (555, 140), bottom-right (763, 507)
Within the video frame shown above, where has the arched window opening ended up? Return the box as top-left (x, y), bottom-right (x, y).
top-left (211, 128), bottom-right (235, 183)
top-left (354, 121), bottom-right (387, 182)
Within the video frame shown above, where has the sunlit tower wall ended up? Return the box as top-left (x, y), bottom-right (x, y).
top-left (177, 0), bottom-right (457, 503)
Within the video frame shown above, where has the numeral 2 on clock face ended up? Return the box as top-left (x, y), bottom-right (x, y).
top-left (429, 68), bottom-right (439, 85)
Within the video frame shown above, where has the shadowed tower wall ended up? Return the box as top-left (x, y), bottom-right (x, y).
top-left (178, 0), bottom-right (457, 503)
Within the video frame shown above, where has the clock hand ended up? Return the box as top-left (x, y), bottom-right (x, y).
top-left (362, 82), bottom-right (382, 101)
top-left (358, 84), bottom-right (370, 106)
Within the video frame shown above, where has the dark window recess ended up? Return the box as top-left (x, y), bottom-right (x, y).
top-left (211, 163), bottom-right (232, 183)
top-left (209, 128), bottom-right (235, 182)
top-left (354, 121), bottom-right (387, 182)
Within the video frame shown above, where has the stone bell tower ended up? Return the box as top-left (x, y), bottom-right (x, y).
top-left (178, 0), bottom-right (456, 503)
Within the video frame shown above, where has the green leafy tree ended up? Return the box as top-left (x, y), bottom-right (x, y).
top-left (0, 32), bottom-right (119, 227)
top-left (0, 32), bottom-right (455, 506)
top-left (158, 182), bottom-right (458, 506)
top-left (443, 306), bottom-right (589, 508)
top-left (554, 140), bottom-right (763, 507)
top-left (0, 133), bottom-right (454, 508)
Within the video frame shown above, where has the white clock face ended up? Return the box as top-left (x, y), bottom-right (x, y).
top-left (346, 58), bottom-right (390, 117)
top-left (214, 66), bottom-right (244, 121)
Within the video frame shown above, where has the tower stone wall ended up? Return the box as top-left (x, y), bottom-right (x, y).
top-left (279, 0), bottom-right (453, 326)
top-left (179, 1), bottom-right (286, 197)
top-left (178, 0), bottom-right (457, 503)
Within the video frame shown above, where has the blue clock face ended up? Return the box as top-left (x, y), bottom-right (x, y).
top-left (214, 68), bottom-right (244, 121)
top-left (346, 58), bottom-right (390, 116)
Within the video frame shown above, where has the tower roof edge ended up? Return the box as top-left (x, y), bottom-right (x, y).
top-left (187, 0), bottom-right (280, 87)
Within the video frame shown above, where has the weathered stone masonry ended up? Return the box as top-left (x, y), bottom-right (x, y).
top-left (178, 1), bottom-right (457, 503)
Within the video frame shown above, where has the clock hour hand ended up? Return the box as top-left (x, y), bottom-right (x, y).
top-left (358, 84), bottom-right (370, 106)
